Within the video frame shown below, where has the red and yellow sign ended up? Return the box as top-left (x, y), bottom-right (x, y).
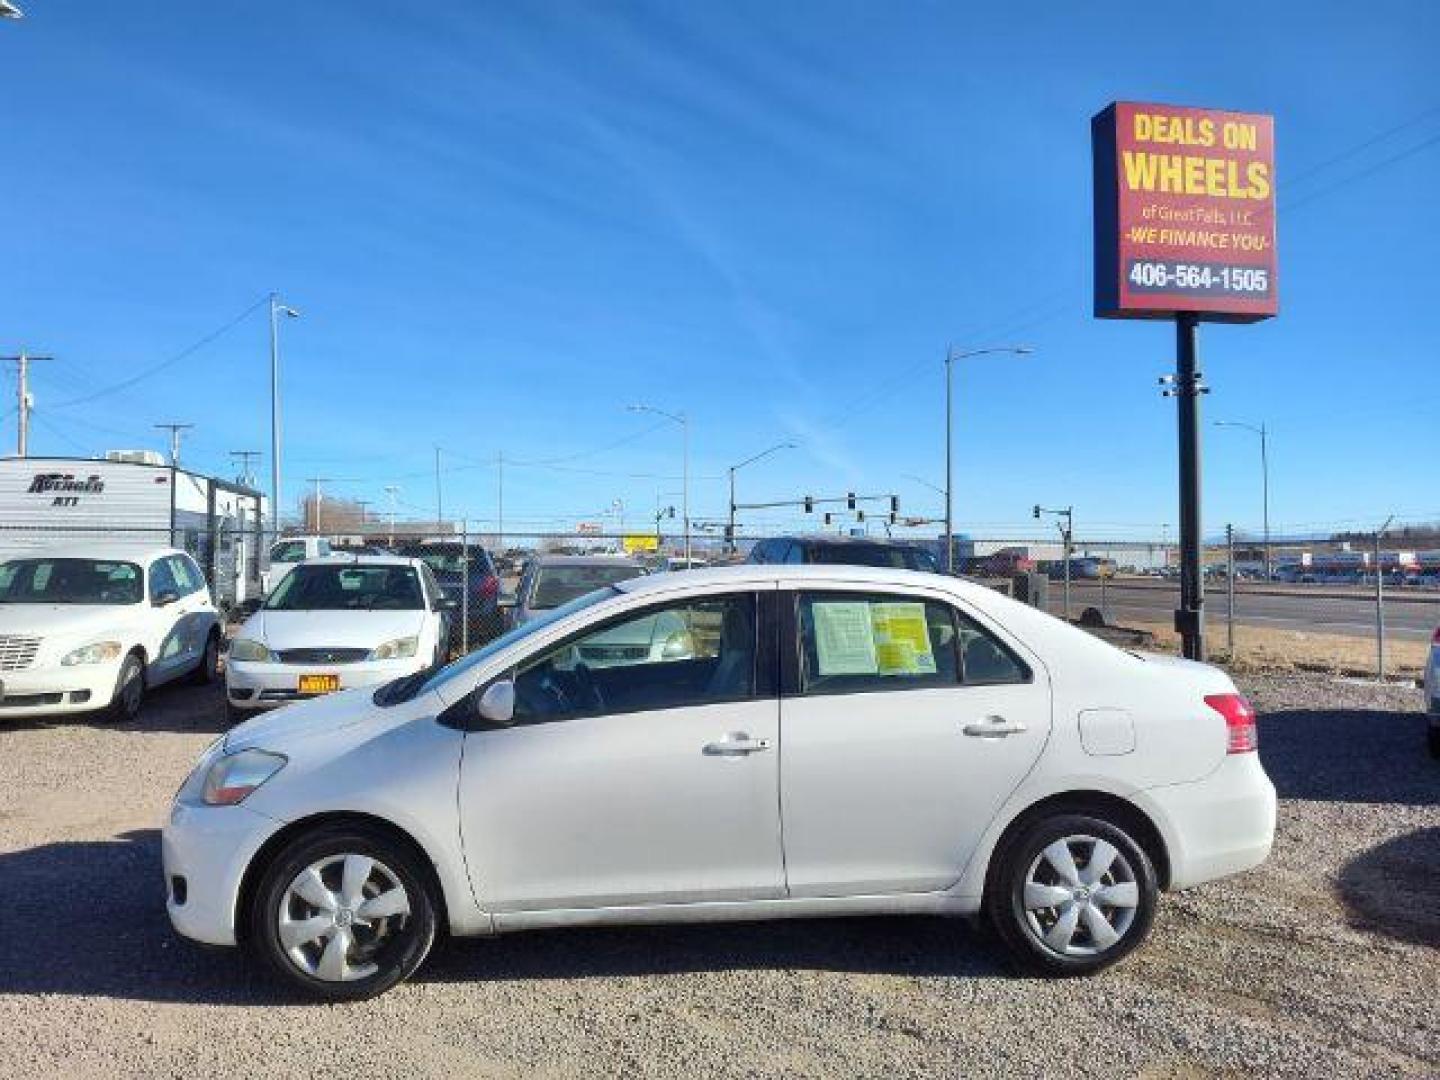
top-left (1093, 102), bottom-right (1277, 322)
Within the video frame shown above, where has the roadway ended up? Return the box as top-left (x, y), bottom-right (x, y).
top-left (1044, 579), bottom-right (1438, 641)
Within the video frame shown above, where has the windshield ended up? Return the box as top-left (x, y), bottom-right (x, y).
top-left (811, 544), bottom-right (939, 572)
top-left (531, 563), bottom-right (644, 609)
top-left (265, 563), bottom-right (424, 611)
top-left (390, 586), bottom-right (621, 704)
top-left (0, 558), bottom-right (143, 605)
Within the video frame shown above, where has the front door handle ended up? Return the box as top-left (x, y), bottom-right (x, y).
top-left (962, 715), bottom-right (1028, 738)
top-left (703, 733), bottom-right (773, 756)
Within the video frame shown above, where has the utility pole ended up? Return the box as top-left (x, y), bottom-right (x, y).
top-left (1034, 504), bottom-right (1074, 621)
top-left (356, 499), bottom-right (371, 538)
top-left (384, 485), bottom-right (400, 547)
top-left (1375, 515), bottom-right (1394, 682)
top-left (230, 450), bottom-right (262, 488)
top-left (154, 422), bottom-right (194, 467)
top-left (6, 352), bottom-right (53, 457)
top-left (306, 477), bottom-right (332, 534)
top-left (728, 442), bottom-right (796, 554)
top-left (434, 446), bottom-right (444, 533)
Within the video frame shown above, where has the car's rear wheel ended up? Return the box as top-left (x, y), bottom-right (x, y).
top-left (190, 630), bottom-right (221, 685)
top-left (986, 811), bottom-right (1158, 976)
top-left (101, 652), bottom-right (146, 723)
top-left (249, 825), bottom-right (438, 1001)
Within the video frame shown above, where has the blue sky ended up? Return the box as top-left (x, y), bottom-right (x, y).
top-left (2, 2), bottom-right (1437, 542)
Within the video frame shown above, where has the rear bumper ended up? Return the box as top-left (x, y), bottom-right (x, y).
top-left (1137, 752), bottom-right (1277, 890)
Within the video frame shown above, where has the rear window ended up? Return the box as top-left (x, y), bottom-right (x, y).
top-left (809, 544), bottom-right (938, 572)
top-left (532, 563), bottom-right (645, 609)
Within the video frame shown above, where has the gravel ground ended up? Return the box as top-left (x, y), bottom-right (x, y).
top-left (0, 673), bottom-right (1435, 1078)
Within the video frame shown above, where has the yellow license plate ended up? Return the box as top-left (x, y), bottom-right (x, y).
top-left (298, 674), bottom-right (340, 694)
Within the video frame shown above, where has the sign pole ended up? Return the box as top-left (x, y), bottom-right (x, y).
top-left (1175, 312), bottom-right (1205, 660)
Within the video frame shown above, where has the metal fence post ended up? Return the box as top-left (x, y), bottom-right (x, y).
top-left (1100, 562), bottom-right (1110, 624)
top-left (1226, 523), bottom-right (1235, 659)
top-left (461, 520), bottom-right (471, 656)
top-left (1374, 525), bottom-right (1385, 682)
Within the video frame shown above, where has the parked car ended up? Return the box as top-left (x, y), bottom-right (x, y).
top-left (748, 535), bottom-right (940, 572)
top-left (507, 555), bottom-right (648, 627)
top-left (225, 555), bottom-right (455, 722)
top-left (165, 563), bottom-right (1276, 1000)
top-left (263, 536), bottom-right (334, 595)
top-left (1426, 625), bottom-right (1439, 759)
top-left (399, 542), bottom-right (503, 647)
top-left (0, 544), bottom-right (220, 722)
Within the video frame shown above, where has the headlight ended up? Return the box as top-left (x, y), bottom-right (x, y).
top-left (369, 636), bottom-right (419, 661)
top-left (61, 641), bottom-right (124, 666)
top-left (229, 638), bottom-right (275, 663)
top-left (201, 749), bottom-right (287, 806)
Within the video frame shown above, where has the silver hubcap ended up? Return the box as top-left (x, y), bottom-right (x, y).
top-left (278, 854), bottom-right (411, 982)
top-left (1022, 834), bottom-right (1139, 957)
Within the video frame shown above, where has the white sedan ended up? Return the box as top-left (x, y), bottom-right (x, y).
top-left (165, 564), bottom-right (1275, 1000)
top-left (226, 555), bottom-right (455, 721)
top-left (0, 544), bottom-right (220, 722)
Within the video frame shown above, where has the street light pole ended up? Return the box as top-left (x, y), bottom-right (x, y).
top-left (628, 405), bottom-right (690, 561)
top-left (728, 442), bottom-right (796, 554)
top-left (268, 294), bottom-right (299, 543)
top-left (1034, 503), bottom-right (1074, 620)
top-left (944, 345), bottom-right (1033, 573)
top-left (1215, 419), bottom-right (1271, 580)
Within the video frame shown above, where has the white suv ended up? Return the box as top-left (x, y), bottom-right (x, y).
top-left (0, 544), bottom-right (220, 722)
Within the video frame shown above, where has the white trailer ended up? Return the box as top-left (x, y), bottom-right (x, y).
top-left (0, 455), bottom-right (269, 610)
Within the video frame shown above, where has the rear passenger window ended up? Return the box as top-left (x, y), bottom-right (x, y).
top-left (955, 612), bottom-right (1030, 685)
top-left (798, 592), bottom-right (959, 695)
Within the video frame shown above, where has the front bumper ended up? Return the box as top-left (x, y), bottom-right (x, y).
top-left (163, 800), bottom-right (282, 946)
top-left (0, 661), bottom-right (119, 718)
top-left (1137, 752), bottom-right (1277, 891)
top-left (226, 656), bottom-right (425, 712)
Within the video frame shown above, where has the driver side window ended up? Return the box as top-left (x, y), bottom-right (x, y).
top-left (512, 593), bottom-right (757, 723)
top-left (149, 558), bottom-right (179, 602)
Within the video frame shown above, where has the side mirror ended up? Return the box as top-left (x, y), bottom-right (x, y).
top-left (153, 590), bottom-right (180, 608)
top-left (660, 629), bottom-right (695, 660)
top-left (475, 679), bottom-right (515, 729)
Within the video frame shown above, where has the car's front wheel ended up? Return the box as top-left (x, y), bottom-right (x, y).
top-left (190, 629), bottom-right (221, 685)
top-left (986, 811), bottom-right (1158, 976)
top-left (101, 651), bottom-right (146, 723)
top-left (249, 824), bottom-right (438, 1001)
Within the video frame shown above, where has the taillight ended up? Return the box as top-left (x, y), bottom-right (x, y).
top-left (1204, 693), bottom-right (1258, 754)
top-left (478, 574), bottom-right (500, 600)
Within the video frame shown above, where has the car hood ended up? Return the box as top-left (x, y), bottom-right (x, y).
top-left (0, 602), bottom-right (141, 640)
top-left (225, 684), bottom-right (389, 753)
top-left (243, 609), bottom-right (426, 650)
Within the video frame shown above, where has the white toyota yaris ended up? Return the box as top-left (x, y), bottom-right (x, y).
top-left (163, 565), bottom-right (1276, 1000)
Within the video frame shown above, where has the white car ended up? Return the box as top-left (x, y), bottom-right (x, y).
top-left (1425, 625), bottom-right (1438, 759)
top-left (0, 544), bottom-right (220, 722)
top-left (261, 535), bottom-right (334, 596)
top-left (165, 564), bottom-right (1276, 1000)
top-left (226, 555), bottom-right (456, 722)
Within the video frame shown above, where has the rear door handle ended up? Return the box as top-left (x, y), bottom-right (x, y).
top-left (963, 715), bottom-right (1028, 738)
top-left (703, 733), bottom-right (773, 756)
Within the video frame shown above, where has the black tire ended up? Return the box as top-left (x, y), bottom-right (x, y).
top-left (101, 651), bottom-right (146, 724)
top-left (190, 629), bottom-right (221, 685)
top-left (248, 824), bottom-right (438, 1001)
top-left (1428, 725), bottom-right (1440, 760)
top-left (985, 811), bottom-right (1158, 977)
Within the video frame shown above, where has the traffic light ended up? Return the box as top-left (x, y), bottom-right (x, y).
top-left (847, 491), bottom-right (856, 510)
top-left (857, 509), bottom-right (866, 522)
top-left (889, 511), bottom-right (897, 525)
top-left (803, 495), bottom-right (814, 513)
top-left (823, 512), bottom-right (833, 525)
top-left (889, 495), bottom-right (899, 515)
top-left (1032, 504), bottom-right (1041, 519)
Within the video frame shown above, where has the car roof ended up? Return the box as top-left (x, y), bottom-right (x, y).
top-left (0, 542), bottom-right (189, 565)
top-left (300, 553), bottom-right (424, 569)
top-left (614, 562), bottom-right (976, 597)
top-left (762, 534), bottom-right (931, 550)
top-left (532, 554), bottom-right (647, 568)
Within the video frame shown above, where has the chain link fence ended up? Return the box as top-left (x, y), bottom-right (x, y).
top-left (2, 523), bottom-right (1434, 678)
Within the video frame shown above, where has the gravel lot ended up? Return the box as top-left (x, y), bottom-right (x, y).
top-left (1, 673), bottom-right (1435, 1078)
